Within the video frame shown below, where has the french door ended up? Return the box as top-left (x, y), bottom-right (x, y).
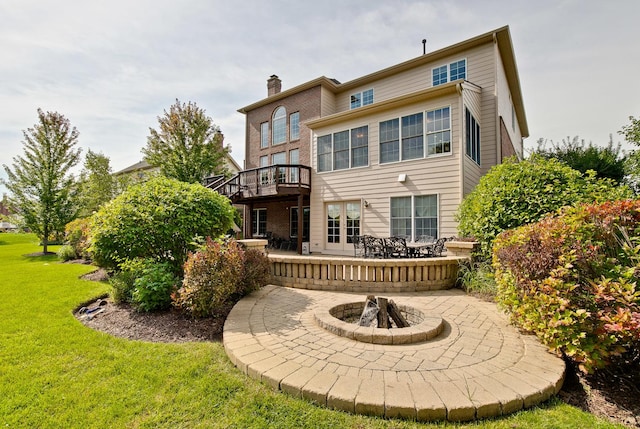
top-left (325, 201), bottom-right (361, 252)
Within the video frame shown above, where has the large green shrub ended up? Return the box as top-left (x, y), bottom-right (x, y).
top-left (456, 155), bottom-right (632, 257)
top-left (173, 239), bottom-right (271, 318)
top-left (131, 260), bottom-right (178, 312)
top-left (493, 199), bottom-right (640, 372)
top-left (108, 258), bottom-right (177, 311)
top-left (89, 176), bottom-right (235, 274)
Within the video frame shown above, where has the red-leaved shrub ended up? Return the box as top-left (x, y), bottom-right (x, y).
top-left (493, 199), bottom-right (640, 372)
top-left (172, 238), bottom-right (271, 318)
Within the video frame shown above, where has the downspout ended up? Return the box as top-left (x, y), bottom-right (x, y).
top-left (456, 82), bottom-right (465, 206)
top-left (494, 33), bottom-right (502, 165)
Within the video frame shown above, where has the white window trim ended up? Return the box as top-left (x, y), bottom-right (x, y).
top-left (260, 122), bottom-right (269, 148)
top-left (290, 111), bottom-right (300, 141)
top-left (316, 126), bottom-right (370, 173)
top-left (350, 88), bottom-right (374, 110)
top-left (425, 104), bottom-right (453, 158)
top-left (272, 106), bottom-right (287, 146)
top-left (388, 194), bottom-right (439, 242)
top-left (431, 58), bottom-right (467, 86)
top-left (378, 105), bottom-right (453, 165)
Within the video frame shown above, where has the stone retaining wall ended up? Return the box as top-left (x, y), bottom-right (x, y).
top-left (268, 254), bottom-right (466, 292)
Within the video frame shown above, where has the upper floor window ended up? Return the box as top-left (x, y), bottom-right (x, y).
top-left (350, 88), bottom-right (374, 109)
top-left (465, 108), bottom-right (480, 165)
top-left (379, 108), bottom-right (450, 164)
top-left (379, 118), bottom-right (400, 164)
top-left (402, 113), bottom-right (424, 161)
top-left (426, 107), bottom-right (451, 155)
top-left (432, 65), bottom-right (448, 86)
top-left (290, 112), bottom-right (300, 140)
top-left (272, 106), bottom-right (286, 145)
top-left (449, 60), bottom-right (466, 81)
top-left (350, 126), bottom-right (369, 168)
top-left (432, 59), bottom-right (466, 86)
top-left (317, 126), bottom-right (369, 172)
top-left (317, 135), bottom-right (333, 173)
top-left (289, 148), bottom-right (300, 182)
top-left (260, 122), bottom-right (269, 148)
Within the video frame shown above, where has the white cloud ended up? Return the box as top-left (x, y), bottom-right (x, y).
top-left (1, 0), bottom-right (640, 195)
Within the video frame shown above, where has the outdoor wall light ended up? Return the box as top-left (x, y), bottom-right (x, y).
top-left (363, 200), bottom-right (370, 208)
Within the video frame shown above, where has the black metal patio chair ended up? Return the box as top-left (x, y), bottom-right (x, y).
top-left (385, 236), bottom-right (409, 258)
top-left (364, 236), bottom-right (386, 258)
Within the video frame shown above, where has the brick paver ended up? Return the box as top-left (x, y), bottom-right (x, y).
top-left (223, 285), bottom-right (565, 422)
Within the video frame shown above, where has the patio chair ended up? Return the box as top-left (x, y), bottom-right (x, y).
top-left (428, 237), bottom-right (447, 257)
top-left (351, 235), bottom-right (366, 258)
top-left (364, 236), bottom-right (386, 258)
top-left (385, 236), bottom-right (409, 258)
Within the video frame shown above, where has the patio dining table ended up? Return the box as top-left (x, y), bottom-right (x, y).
top-left (405, 241), bottom-right (436, 258)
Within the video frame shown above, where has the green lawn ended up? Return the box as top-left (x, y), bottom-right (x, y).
top-left (0, 233), bottom-right (625, 428)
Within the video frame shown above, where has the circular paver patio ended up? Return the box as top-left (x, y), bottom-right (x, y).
top-left (223, 285), bottom-right (565, 422)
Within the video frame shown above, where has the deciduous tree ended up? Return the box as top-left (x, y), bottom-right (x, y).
top-left (533, 135), bottom-right (626, 184)
top-left (620, 115), bottom-right (640, 146)
top-left (77, 150), bottom-right (114, 216)
top-left (142, 99), bottom-right (229, 184)
top-left (1, 109), bottom-right (81, 253)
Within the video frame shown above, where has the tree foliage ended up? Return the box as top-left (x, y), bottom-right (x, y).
top-left (620, 116), bottom-right (640, 194)
top-left (1, 109), bottom-right (81, 253)
top-left (533, 135), bottom-right (626, 184)
top-left (89, 176), bottom-right (235, 274)
top-left (142, 99), bottom-right (229, 184)
top-left (620, 115), bottom-right (640, 146)
top-left (77, 150), bottom-right (114, 217)
top-left (456, 155), bottom-right (632, 257)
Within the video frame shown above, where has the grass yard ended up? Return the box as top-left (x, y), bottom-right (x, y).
top-left (0, 234), bottom-right (626, 428)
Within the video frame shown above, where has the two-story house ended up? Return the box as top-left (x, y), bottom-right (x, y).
top-left (222, 26), bottom-right (527, 255)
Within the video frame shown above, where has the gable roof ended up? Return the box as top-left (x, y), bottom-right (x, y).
top-left (238, 26), bottom-right (528, 137)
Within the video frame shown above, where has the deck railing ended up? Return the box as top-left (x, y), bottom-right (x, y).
top-left (213, 164), bottom-right (311, 201)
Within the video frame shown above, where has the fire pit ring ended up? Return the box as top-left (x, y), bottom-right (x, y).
top-left (314, 301), bottom-right (444, 345)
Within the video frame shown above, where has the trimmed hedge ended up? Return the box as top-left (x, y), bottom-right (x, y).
top-left (89, 176), bottom-right (235, 275)
top-left (456, 155), bottom-right (632, 257)
top-left (493, 199), bottom-right (640, 372)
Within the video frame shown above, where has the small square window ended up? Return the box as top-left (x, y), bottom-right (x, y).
top-left (350, 94), bottom-right (361, 109)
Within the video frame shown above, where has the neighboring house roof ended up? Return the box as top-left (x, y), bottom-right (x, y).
top-left (237, 26), bottom-right (528, 137)
top-left (225, 153), bottom-right (242, 173)
top-left (113, 160), bottom-right (153, 176)
top-left (115, 153), bottom-right (242, 177)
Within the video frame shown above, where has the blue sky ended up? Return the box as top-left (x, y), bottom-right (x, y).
top-left (1, 0), bottom-right (639, 195)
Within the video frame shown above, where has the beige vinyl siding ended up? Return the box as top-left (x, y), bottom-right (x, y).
top-left (309, 94), bottom-right (461, 253)
top-left (335, 65), bottom-right (431, 112)
top-left (496, 51), bottom-right (524, 158)
top-left (320, 87), bottom-right (337, 117)
top-left (462, 84), bottom-right (483, 196)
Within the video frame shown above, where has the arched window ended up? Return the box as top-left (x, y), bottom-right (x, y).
top-left (272, 106), bottom-right (286, 145)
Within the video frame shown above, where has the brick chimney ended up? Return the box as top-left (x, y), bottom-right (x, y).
top-left (267, 75), bottom-right (281, 96)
